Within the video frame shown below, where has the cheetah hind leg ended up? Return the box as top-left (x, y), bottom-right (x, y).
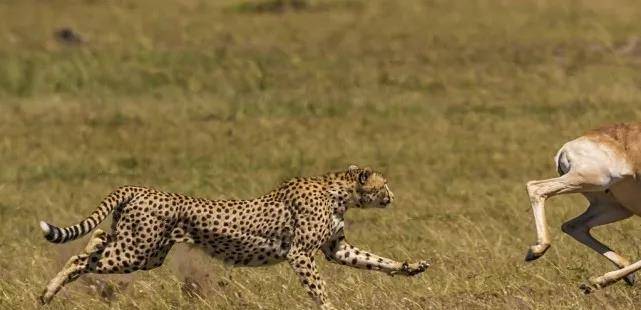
top-left (40, 229), bottom-right (109, 305)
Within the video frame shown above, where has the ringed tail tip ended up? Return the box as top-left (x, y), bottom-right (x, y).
top-left (39, 221), bottom-right (58, 242)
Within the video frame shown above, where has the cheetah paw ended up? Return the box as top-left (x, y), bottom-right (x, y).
top-left (400, 260), bottom-right (430, 276)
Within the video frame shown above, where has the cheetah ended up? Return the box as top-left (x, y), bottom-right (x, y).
top-left (38, 165), bottom-right (429, 309)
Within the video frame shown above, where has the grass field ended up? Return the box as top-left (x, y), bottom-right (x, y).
top-left (2, 0), bottom-right (641, 308)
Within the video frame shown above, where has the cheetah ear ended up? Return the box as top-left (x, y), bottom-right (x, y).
top-left (358, 168), bottom-right (372, 185)
top-left (348, 164), bottom-right (359, 171)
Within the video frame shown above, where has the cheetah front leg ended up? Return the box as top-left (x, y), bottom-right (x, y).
top-left (40, 229), bottom-right (109, 304)
top-left (321, 234), bottom-right (429, 276)
top-left (287, 249), bottom-right (336, 310)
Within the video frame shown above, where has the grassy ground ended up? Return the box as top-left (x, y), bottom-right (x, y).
top-left (2, 0), bottom-right (641, 308)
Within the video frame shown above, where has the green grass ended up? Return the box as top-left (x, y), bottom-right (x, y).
top-left (2, 0), bottom-right (641, 308)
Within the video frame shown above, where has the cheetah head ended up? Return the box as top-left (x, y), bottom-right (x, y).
top-left (347, 165), bottom-right (395, 208)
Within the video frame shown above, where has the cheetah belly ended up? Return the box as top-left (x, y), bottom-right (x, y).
top-left (183, 199), bottom-right (295, 267)
top-left (201, 232), bottom-right (292, 267)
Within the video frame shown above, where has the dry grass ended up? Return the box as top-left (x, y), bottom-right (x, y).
top-left (2, 0), bottom-right (641, 309)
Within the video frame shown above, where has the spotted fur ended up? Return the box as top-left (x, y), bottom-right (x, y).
top-left (39, 165), bottom-right (429, 309)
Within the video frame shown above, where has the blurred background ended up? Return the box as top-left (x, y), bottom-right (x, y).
top-left (2, 0), bottom-right (641, 308)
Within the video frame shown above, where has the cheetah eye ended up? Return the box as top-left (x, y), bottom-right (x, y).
top-left (358, 170), bottom-right (370, 185)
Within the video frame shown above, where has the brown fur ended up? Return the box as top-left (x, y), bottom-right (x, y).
top-left (586, 123), bottom-right (641, 175)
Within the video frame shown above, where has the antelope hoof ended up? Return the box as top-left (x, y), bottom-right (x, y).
top-left (579, 282), bottom-right (597, 294)
top-left (39, 289), bottom-right (53, 305)
top-left (624, 273), bottom-right (635, 286)
top-left (580, 276), bottom-right (604, 294)
top-left (525, 243), bottom-right (550, 262)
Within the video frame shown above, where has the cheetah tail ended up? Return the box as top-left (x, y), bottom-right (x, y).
top-left (39, 186), bottom-right (134, 244)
